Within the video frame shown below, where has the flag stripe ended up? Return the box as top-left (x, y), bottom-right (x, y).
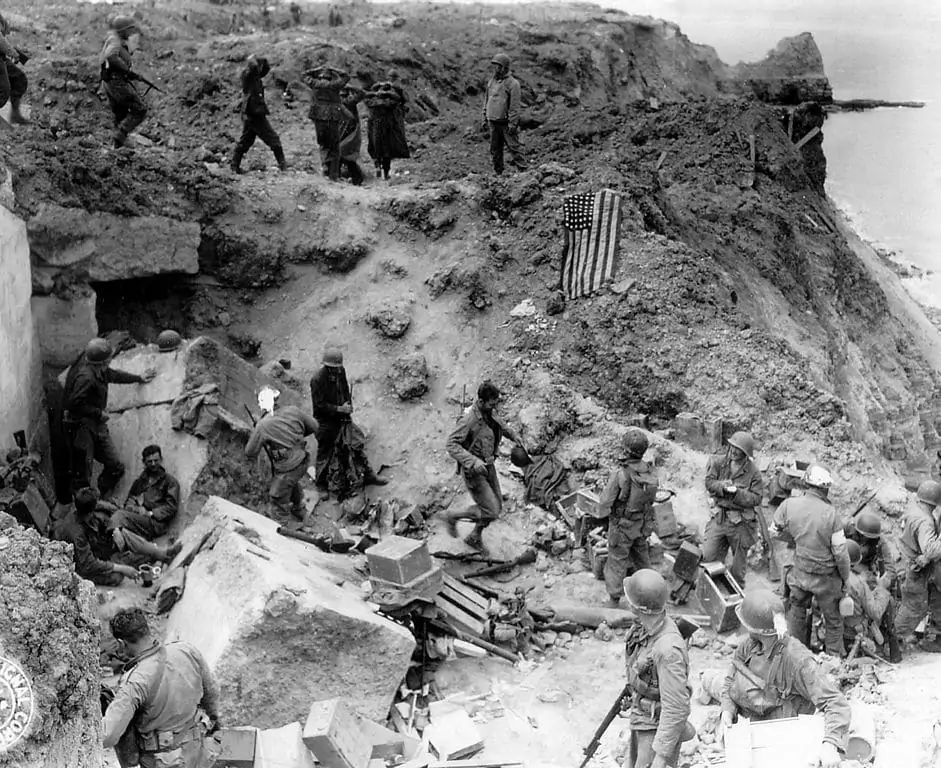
top-left (560, 189), bottom-right (621, 300)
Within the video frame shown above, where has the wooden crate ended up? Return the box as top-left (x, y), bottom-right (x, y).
top-left (724, 714), bottom-right (824, 768)
top-left (302, 699), bottom-right (372, 768)
top-left (433, 574), bottom-right (490, 637)
top-left (366, 536), bottom-right (434, 586)
top-left (214, 727), bottom-right (257, 768)
top-left (369, 565), bottom-right (444, 607)
top-left (652, 500), bottom-right (677, 538)
top-left (696, 562), bottom-right (744, 634)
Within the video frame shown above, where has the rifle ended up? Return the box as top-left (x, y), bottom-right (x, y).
top-left (851, 488), bottom-right (879, 519)
top-left (577, 617), bottom-right (699, 768)
top-left (756, 505), bottom-right (781, 582)
top-left (130, 71), bottom-right (164, 95)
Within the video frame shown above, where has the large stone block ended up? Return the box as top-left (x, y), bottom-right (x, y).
top-left (164, 497), bottom-right (415, 727)
top-left (27, 203), bottom-right (200, 282)
top-left (31, 289), bottom-right (98, 367)
top-left (0, 515), bottom-right (102, 767)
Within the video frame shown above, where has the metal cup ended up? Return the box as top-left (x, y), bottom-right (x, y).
top-left (138, 564), bottom-right (154, 587)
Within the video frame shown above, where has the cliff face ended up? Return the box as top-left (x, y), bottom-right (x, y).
top-left (1, 0), bottom-right (937, 479)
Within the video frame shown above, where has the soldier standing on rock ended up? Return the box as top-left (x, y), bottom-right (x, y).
top-left (596, 428), bottom-right (659, 609)
top-left (621, 569), bottom-right (692, 768)
top-left (0, 12), bottom-right (31, 126)
top-left (62, 338), bottom-right (156, 497)
top-left (99, 15), bottom-right (149, 148)
top-left (703, 431), bottom-right (763, 587)
top-left (231, 54), bottom-right (288, 174)
top-left (482, 53), bottom-right (524, 175)
top-left (444, 381), bottom-right (527, 550)
top-left (305, 65), bottom-right (353, 182)
top-left (770, 465), bottom-right (851, 657)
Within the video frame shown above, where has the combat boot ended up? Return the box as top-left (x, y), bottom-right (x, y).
top-left (230, 153), bottom-right (244, 174)
top-left (9, 98), bottom-right (30, 125)
top-left (273, 146), bottom-right (290, 172)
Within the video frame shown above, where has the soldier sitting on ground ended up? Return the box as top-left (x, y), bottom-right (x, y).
top-left (699, 589), bottom-right (849, 768)
top-left (51, 487), bottom-right (179, 586)
top-left (108, 444), bottom-right (180, 541)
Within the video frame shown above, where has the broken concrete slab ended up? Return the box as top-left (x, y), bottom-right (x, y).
top-left (27, 203), bottom-right (200, 282)
top-left (255, 722), bottom-right (316, 768)
top-left (164, 497), bottom-right (415, 727)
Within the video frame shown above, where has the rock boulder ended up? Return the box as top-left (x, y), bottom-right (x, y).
top-left (365, 303), bottom-right (412, 339)
top-left (0, 515), bottom-right (101, 767)
top-left (164, 498), bottom-right (416, 726)
top-left (27, 203), bottom-right (200, 282)
top-left (389, 353), bottom-right (429, 400)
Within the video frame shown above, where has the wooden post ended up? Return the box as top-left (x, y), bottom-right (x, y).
top-left (795, 126), bottom-right (821, 150)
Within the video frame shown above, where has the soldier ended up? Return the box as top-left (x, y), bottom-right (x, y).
top-left (0, 12), bottom-right (31, 126)
top-left (338, 83), bottom-right (366, 185)
top-left (482, 53), bottom-right (524, 175)
top-left (844, 510), bottom-right (902, 661)
top-left (231, 54), bottom-right (288, 174)
top-left (771, 465), bottom-right (851, 657)
top-left (621, 569), bottom-right (691, 768)
top-left (62, 338), bottom-right (155, 497)
top-left (716, 590), bottom-right (848, 768)
top-left (103, 607), bottom-right (220, 768)
top-left (597, 428), bottom-right (659, 608)
top-left (308, 348), bottom-right (389, 497)
top-left (842, 540), bottom-right (894, 657)
top-left (111, 444), bottom-right (181, 540)
top-left (289, 1), bottom-right (301, 25)
top-left (365, 78), bottom-right (410, 180)
top-left (895, 479), bottom-right (941, 650)
top-left (245, 386), bottom-right (318, 521)
top-left (445, 381), bottom-right (526, 550)
top-left (703, 431), bottom-right (763, 587)
top-left (99, 15), bottom-right (149, 148)
top-left (305, 65), bottom-right (352, 181)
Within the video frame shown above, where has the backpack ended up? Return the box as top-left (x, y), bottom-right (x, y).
top-left (619, 460), bottom-right (659, 514)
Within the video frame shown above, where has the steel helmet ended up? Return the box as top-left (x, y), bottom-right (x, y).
top-left (510, 446), bottom-right (532, 467)
top-left (322, 347), bottom-right (344, 368)
top-left (727, 431), bottom-right (755, 459)
top-left (854, 511), bottom-right (882, 539)
top-left (735, 590), bottom-right (785, 636)
top-left (917, 480), bottom-right (941, 508)
top-left (157, 329), bottom-right (181, 352)
top-left (109, 14), bottom-right (138, 34)
top-left (846, 540), bottom-right (862, 566)
top-left (490, 53), bottom-right (511, 68)
top-left (623, 569), bottom-right (668, 615)
top-left (85, 338), bottom-right (113, 363)
top-left (621, 428), bottom-right (649, 459)
top-left (803, 464), bottom-right (832, 490)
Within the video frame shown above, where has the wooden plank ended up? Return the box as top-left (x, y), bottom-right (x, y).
top-left (655, 151), bottom-right (668, 170)
top-left (787, 109), bottom-right (794, 140)
top-left (794, 126), bottom-right (820, 150)
top-left (443, 574), bottom-right (488, 610)
top-left (436, 598), bottom-right (487, 637)
top-left (748, 133), bottom-right (756, 165)
top-left (440, 581), bottom-right (489, 617)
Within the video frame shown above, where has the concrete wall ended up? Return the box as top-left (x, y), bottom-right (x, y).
top-left (0, 206), bottom-right (43, 454)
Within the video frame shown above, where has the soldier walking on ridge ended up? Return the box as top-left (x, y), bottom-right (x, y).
top-left (99, 15), bottom-right (150, 148)
top-left (231, 54), bottom-right (288, 173)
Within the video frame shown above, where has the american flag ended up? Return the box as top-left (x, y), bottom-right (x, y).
top-left (560, 189), bottom-right (622, 300)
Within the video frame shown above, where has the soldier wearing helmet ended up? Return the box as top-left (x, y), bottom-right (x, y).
top-left (482, 52), bottom-right (524, 175)
top-left (716, 589), bottom-right (849, 768)
top-left (62, 338), bottom-right (156, 496)
top-left (895, 479), bottom-right (941, 649)
top-left (308, 347), bottom-right (389, 499)
top-left (843, 508), bottom-right (902, 661)
top-left (0, 11), bottom-right (31, 126)
top-left (245, 386), bottom-right (319, 520)
top-left (597, 428), bottom-right (660, 608)
top-left (703, 431), bottom-right (764, 588)
top-left (620, 569), bottom-right (691, 768)
top-left (770, 464), bottom-right (851, 657)
top-left (445, 380), bottom-right (527, 550)
top-left (841, 539), bottom-right (895, 659)
top-left (99, 14), bottom-right (149, 148)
